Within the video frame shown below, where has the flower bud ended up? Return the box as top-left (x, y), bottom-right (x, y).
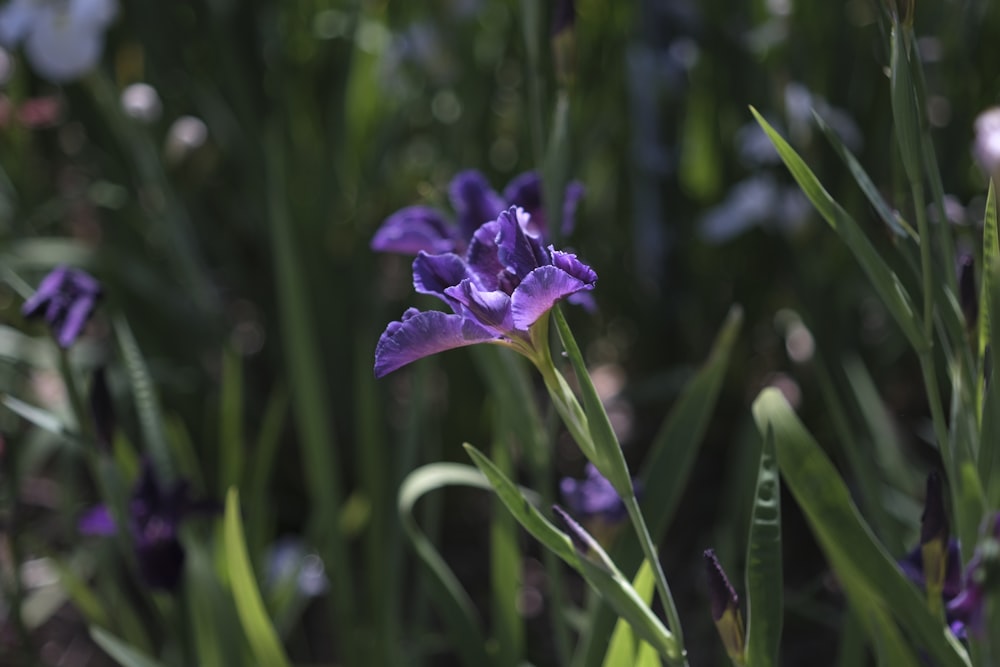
top-left (704, 549), bottom-right (746, 665)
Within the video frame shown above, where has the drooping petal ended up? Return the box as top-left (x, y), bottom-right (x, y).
top-left (449, 170), bottom-right (506, 240)
top-left (549, 247), bottom-right (598, 285)
top-left (444, 279), bottom-right (513, 333)
top-left (412, 252), bottom-right (468, 306)
top-left (69, 0), bottom-right (118, 29)
top-left (374, 309), bottom-right (497, 377)
top-left (24, 4), bottom-right (106, 83)
top-left (21, 266), bottom-right (70, 318)
top-left (78, 504), bottom-right (118, 535)
top-left (496, 207), bottom-right (548, 281)
top-left (371, 205), bottom-right (459, 255)
top-left (510, 265), bottom-right (595, 330)
top-left (56, 294), bottom-right (96, 348)
top-left (560, 463), bottom-right (627, 523)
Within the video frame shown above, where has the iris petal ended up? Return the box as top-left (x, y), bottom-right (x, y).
top-left (374, 309), bottom-right (497, 378)
top-left (371, 205), bottom-right (459, 255)
top-left (496, 207), bottom-right (548, 281)
top-left (413, 252), bottom-right (468, 304)
top-left (511, 265), bottom-right (595, 329)
top-left (444, 279), bottom-right (514, 332)
top-left (449, 170), bottom-right (506, 240)
top-left (78, 504), bottom-right (117, 536)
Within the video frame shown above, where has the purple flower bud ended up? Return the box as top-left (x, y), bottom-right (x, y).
top-left (21, 265), bottom-right (101, 348)
top-left (703, 549), bottom-right (746, 663)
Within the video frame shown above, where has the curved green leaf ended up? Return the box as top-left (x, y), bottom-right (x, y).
top-left (223, 488), bottom-right (292, 667)
top-left (751, 388), bottom-right (969, 667)
top-left (90, 627), bottom-right (165, 667)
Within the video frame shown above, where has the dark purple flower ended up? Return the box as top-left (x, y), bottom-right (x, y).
top-left (946, 513), bottom-right (1000, 638)
top-left (79, 462), bottom-right (211, 591)
top-left (371, 170), bottom-right (584, 256)
top-left (374, 206), bottom-right (597, 377)
top-left (560, 463), bottom-right (629, 524)
top-left (21, 265), bottom-right (101, 348)
top-left (703, 548), bottom-right (745, 663)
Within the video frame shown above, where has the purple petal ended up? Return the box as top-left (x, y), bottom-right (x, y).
top-left (510, 265), bottom-right (595, 330)
top-left (443, 279), bottom-right (514, 333)
top-left (561, 180), bottom-right (585, 237)
top-left (55, 294), bottom-right (96, 348)
top-left (502, 171), bottom-right (545, 234)
top-left (374, 309), bottom-right (498, 377)
top-left (412, 252), bottom-right (468, 305)
top-left (549, 247), bottom-right (598, 284)
top-left (371, 206), bottom-right (459, 255)
top-left (21, 266), bottom-right (69, 318)
top-left (496, 207), bottom-right (549, 281)
top-left (449, 170), bottom-right (505, 240)
top-left (466, 220), bottom-right (505, 291)
top-left (79, 504), bottom-right (118, 535)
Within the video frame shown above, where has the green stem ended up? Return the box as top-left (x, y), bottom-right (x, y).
top-left (622, 494), bottom-right (688, 663)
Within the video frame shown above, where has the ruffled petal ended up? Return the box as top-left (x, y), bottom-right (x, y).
top-left (21, 266), bottom-right (69, 318)
top-left (371, 205), bottom-right (459, 255)
top-left (374, 309), bottom-right (497, 377)
top-left (465, 220), bottom-right (505, 291)
top-left (449, 170), bottom-right (505, 240)
top-left (412, 252), bottom-right (468, 306)
top-left (78, 504), bottom-right (118, 535)
top-left (444, 279), bottom-right (513, 333)
top-left (496, 207), bottom-right (548, 281)
top-left (549, 247), bottom-right (598, 285)
top-left (511, 264), bottom-right (595, 329)
top-left (502, 171), bottom-right (545, 234)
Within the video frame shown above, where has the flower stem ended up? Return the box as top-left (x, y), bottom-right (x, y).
top-left (622, 493), bottom-right (688, 663)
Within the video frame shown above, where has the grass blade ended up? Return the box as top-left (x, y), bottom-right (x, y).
top-left (223, 488), bottom-right (292, 667)
top-left (90, 627), bottom-right (166, 667)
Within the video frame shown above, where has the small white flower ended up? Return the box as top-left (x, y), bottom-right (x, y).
top-left (120, 82), bottom-right (161, 123)
top-left (0, 0), bottom-right (117, 83)
top-left (974, 107), bottom-right (1000, 179)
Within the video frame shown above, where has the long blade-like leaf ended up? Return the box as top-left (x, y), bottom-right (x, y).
top-left (90, 627), bottom-right (166, 667)
top-left (752, 388), bottom-right (969, 667)
top-left (745, 427), bottom-right (782, 667)
top-left (750, 107), bottom-right (926, 352)
top-left (223, 488), bottom-right (292, 667)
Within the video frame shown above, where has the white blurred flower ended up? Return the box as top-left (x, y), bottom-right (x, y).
top-left (973, 107), bottom-right (1000, 179)
top-left (0, 0), bottom-right (117, 83)
top-left (120, 82), bottom-right (161, 123)
top-left (164, 115), bottom-right (208, 163)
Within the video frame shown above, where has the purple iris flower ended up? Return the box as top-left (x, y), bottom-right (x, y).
top-left (79, 462), bottom-right (211, 591)
top-left (560, 463), bottom-right (628, 524)
top-left (21, 265), bottom-right (101, 348)
top-left (374, 206), bottom-right (597, 377)
top-left (370, 169), bottom-right (585, 256)
top-left (946, 513), bottom-right (1000, 638)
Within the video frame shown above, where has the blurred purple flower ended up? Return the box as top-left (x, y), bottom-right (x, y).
top-left (371, 170), bottom-right (584, 256)
top-left (374, 206), bottom-right (597, 377)
top-left (0, 0), bottom-right (117, 83)
top-left (947, 513), bottom-right (1000, 638)
top-left (560, 463), bottom-right (629, 524)
top-left (79, 462), bottom-right (213, 591)
top-left (21, 265), bottom-right (101, 347)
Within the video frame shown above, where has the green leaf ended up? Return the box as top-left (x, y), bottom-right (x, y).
top-left (114, 315), bottom-right (173, 480)
top-left (490, 438), bottom-right (524, 667)
top-left (463, 444), bottom-right (682, 664)
top-left (581, 306), bottom-right (742, 667)
top-left (813, 110), bottom-right (913, 241)
top-left (602, 560), bottom-right (658, 667)
top-left (980, 182), bottom-right (1000, 506)
top-left (398, 463), bottom-right (497, 667)
top-left (750, 107), bottom-right (926, 352)
top-left (90, 627), bottom-right (166, 667)
top-left (1, 394), bottom-right (82, 446)
top-left (751, 388), bottom-right (969, 667)
top-left (745, 427), bottom-right (782, 667)
top-left (223, 487), bottom-right (292, 667)
top-left (552, 306), bottom-right (632, 499)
